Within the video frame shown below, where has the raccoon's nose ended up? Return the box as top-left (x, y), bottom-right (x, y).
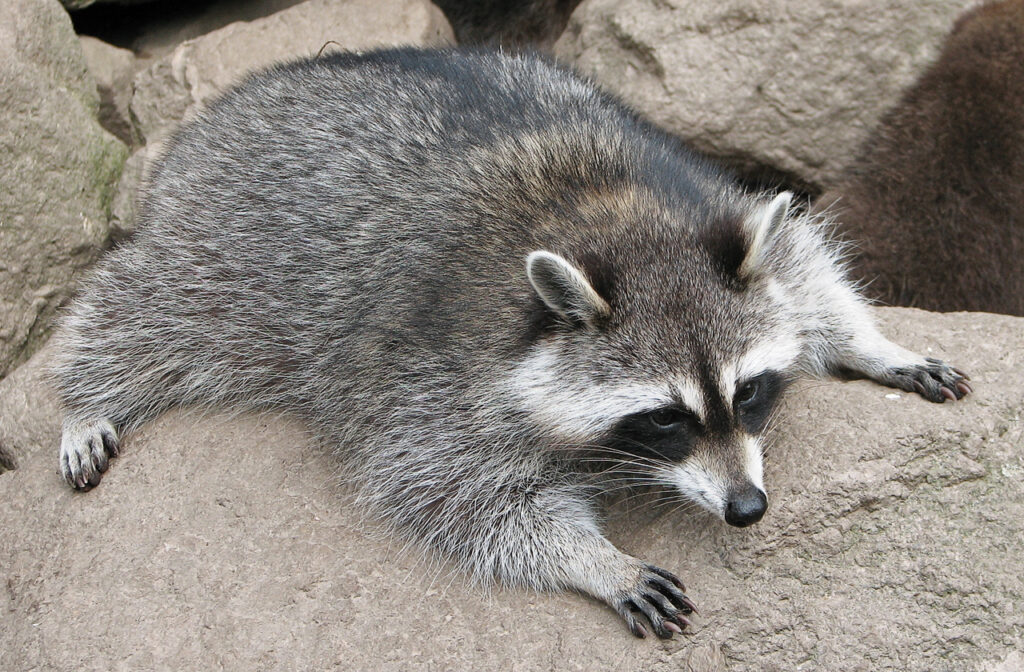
top-left (724, 487), bottom-right (768, 527)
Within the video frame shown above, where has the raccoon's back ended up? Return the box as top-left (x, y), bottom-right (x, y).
top-left (143, 48), bottom-right (616, 251)
top-left (78, 49), bottom-right (734, 402)
top-left (68, 50), bottom-right (640, 400)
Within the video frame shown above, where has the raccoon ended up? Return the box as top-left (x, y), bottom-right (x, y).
top-left (816, 0), bottom-right (1024, 315)
top-left (54, 47), bottom-right (970, 639)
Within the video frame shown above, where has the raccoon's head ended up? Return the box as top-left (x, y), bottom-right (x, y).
top-left (513, 192), bottom-right (801, 528)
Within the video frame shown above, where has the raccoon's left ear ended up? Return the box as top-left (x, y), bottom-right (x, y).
top-left (738, 191), bottom-right (792, 280)
top-left (526, 251), bottom-right (611, 326)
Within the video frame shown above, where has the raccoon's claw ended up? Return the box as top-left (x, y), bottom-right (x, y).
top-left (614, 564), bottom-right (696, 639)
top-left (888, 357), bottom-right (971, 403)
top-left (60, 419), bottom-right (119, 490)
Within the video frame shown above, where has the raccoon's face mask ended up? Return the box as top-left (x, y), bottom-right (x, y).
top-left (516, 194), bottom-right (801, 527)
top-left (585, 361), bottom-right (790, 528)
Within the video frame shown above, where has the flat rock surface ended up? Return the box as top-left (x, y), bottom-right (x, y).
top-left (2, 308), bottom-right (1022, 670)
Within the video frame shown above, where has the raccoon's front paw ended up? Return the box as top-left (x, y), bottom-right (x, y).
top-left (886, 357), bottom-right (972, 403)
top-left (612, 564), bottom-right (697, 639)
top-left (60, 419), bottom-right (120, 490)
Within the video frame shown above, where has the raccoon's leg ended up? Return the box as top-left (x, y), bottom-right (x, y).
top-left (59, 418), bottom-right (120, 490)
top-left (55, 333), bottom-right (157, 491)
top-left (55, 321), bottom-right (228, 490)
top-left (802, 287), bottom-right (972, 403)
top-left (489, 493), bottom-right (697, 638)
top-left (54, 290), bottom-right (209, 490)
top-left (832, 334), bottom-right (972, 403)
top-left (57, 339), bottom-right (207, 490)
top-left (601, 558), bottom-right (699, 639)
top-left (753, 192), bottom-right (970, 401)
top-left (393, 476), bottom-right (696, 638)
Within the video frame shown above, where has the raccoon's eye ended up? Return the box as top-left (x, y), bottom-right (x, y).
top-left (646, 407), bottom-right (691, 430)
top-left (735, 379), bottom-right (760, 407)
top-left (734, 371), bottom-right (787, 434)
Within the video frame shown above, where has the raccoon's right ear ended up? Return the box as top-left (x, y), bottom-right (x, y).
top-left (526, 251), bottom-right (611, 326)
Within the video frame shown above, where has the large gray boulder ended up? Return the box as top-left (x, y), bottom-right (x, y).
top-left (555, 0), bottom-right (976, 191)
top-left (115, 0), bottom-right (312, 60)
top-left (130, 0), bottom-right (455, 149)
top-left (0, 0), bottom-right (128, 379)
top-left (2, 308), bottom-right (1022, 670)
top-left (78, 35), bottom-right (138, 145)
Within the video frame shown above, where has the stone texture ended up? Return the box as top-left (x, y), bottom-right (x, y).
top-left (555, 0), bottom-right (977, 191)
top-left (2, 308), bottom-right (1022, 670)
top-left (78, 35), bottom-right (138, 145)
top-left (107, 148), bottom-right (148, 239)
top-left (129, 0), bottom-right (455, 147)
top-left (127, 0), bottom-right (320, 59)
top-left (0, 342), bottom-right (61, 473)
top-left (0, 0), bottom-right (128, 378)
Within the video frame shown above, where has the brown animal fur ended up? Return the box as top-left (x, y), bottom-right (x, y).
top-left (816, 0), bottom-right (1024, 315)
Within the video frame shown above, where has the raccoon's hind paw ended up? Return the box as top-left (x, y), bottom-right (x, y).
top-left (613, 564), bottom-right (697, 639)
top-left (60, 419), bottom-right (120, 490)
top-left (887, 357), bottom-right (972, 403)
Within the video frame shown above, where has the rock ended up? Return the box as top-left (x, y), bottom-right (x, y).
top-left (984, 651), bottom-right (1024, 672)
top-left (130, 0), bottom-right (309, 59)
top-left (555, 0), bottom-right (976, 191)
top-left (84, 0), bottom-right (310, 60)
top-left (0, 0), bottom-right (128, 378)
top-left (108, 148), bottom-right (148, 239)
top-left (78, 35), bottom-right (138, 145)
top-left (0, 343), bottom-right (61, 473)
top-left (433, 0), bottom-right (582, 48)
top-left (129, 0), bottom-right (455, 147)
top-left (2, 308), bottom-right (1022, 669)
top-left (61, 0), bottom-right (155, 9)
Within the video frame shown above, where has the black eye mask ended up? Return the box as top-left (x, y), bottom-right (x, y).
top-left (733, 370), bottom-right (788, 434)
top-left (602, 406), bottom-right (702, 463)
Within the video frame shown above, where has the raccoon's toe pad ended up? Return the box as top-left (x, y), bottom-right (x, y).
top-left (613, 564), bottom-right (697, 639)
top-left (888, 357), bottom-right (972, 403)
top-left (60, 419), bottom-right (120, 490)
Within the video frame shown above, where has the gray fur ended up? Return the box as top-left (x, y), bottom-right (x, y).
top-left (52, 47), bottom-right (970, 639)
